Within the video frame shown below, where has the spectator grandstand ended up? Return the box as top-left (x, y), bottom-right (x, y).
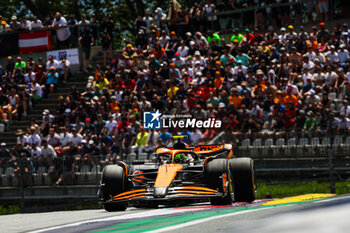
top-left (1, 0), bottom-right (350, 187)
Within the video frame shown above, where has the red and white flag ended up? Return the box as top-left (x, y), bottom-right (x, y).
top-left (18, 30), bottom-right (52, 54)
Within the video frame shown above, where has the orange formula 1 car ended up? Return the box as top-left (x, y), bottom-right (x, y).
top-left (98, 136), bottom-right (256, 211)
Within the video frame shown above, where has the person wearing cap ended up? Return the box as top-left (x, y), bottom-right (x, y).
top-left (109, 95), bottom-right (120, 113)
top-left (9, 15), bottom-right (20, 31)
top-left (231, 28), bottom-right (244, 44)
top-left (0, 18), bottom-right (9, 33)
top-left (279, 27), bottom-right (287, 42)
top-left (212, 71), bottom-right (223, 90)
top-left (135, 29), bottom-right (148, 51)
top-left (16, 129), bottom-right (28, 147)
top-left (46, 55), bottom-right (59, 70)
top-left (325, 45), bottom-right (339, 63)
top-left (305, 89), bottom-right (320, 107)
top-left (317, 22), bottom-right (329, 43)
top-left (338, 44), bottom-right (349, 63)
top-left (341, 23), bottom-right (350, 40)
top-left (0, 142), bottom-right (12, 169)
top-left (192, 50), bottom-right (206, 67)
top-left (233, 59), bottom-right (247, 77)
top-left (286, 25), bottom-right (297, 41)
top-left (42, 109), bottom-right (54, 123)
top-left (243, 28), bottom-right (254, 43)
top-left (104, 114), bottom-right (117, 135)
top-left (171, 51), bottom-right (186, 67)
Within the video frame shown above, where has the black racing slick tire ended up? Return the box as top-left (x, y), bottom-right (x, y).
top-left (205, 159), bottom-right (232, 205)
top-left (101, 165), bottom-right (127, 211)
top-left (229, 157), bottom-right (256, 203)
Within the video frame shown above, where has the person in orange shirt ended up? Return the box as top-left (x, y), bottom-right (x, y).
top-left (308, 36), bottom-right (318, 51)
top-left (110, 96), bottom-right (120, 113)
top-left (284, 93), bottom-right (298, 106)
top-left (94, 65), bottom-right (101, 80)
top-left (199, 82), bottom-right (214, 101)
top-left (152, 41), bottom-right (165, 59)
top-left (274, 90), bottom-right (286, 105)
top-left (229, 88), bottom-right (242, 108)
top-left (213, 71), bottom-right (223, 90)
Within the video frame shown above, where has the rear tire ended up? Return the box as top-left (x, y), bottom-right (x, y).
top-left (101, 165), bottom-right (127, 211)
top-left (205, 159), bottom-right (232, 205)
top-left (229, 158), bottom-right (256, 202)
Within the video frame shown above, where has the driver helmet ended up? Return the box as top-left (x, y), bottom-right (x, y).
top-left (174, 153), bottom-right (187, 163)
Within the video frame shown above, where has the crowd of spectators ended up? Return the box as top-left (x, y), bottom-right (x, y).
top-left (0, 53), bottom-right (71, 123)
top-left (1, 1), bottom-right (350, 185)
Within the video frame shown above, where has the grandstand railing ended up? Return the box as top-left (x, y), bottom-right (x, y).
top-left (0, 24), bottom-right (98, 53)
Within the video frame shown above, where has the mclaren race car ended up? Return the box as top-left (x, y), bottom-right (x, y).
top-left (98, 136), bottom-right (256, 211)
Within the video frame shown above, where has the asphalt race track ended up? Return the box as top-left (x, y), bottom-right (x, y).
top-left (2, 194), bottom-right (350, 233)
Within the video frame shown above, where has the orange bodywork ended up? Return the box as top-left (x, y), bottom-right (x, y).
top-left (113, 189), bottom-right (146, 200)
top-left (193, 145), bottom-right (224, 153)
top-left (133, 171), bottom-right (146, 183)
top-left (114, 193), bottom-right (145, 200)
top-left (154, 164), bottom-right (183, 187)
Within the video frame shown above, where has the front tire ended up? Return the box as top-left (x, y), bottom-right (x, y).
top-left (205, 159), bottom-right (232, 205)
top-left (229, 158), bottom-right (256, 202)
top-left (101, 165), bottom-right (127, 211)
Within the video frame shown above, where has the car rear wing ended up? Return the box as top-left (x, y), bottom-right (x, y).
top-left (193, 144), bottom-right (232, 154)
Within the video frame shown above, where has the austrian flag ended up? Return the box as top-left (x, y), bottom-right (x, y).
top-left (18, 30), bottom-right (52, 54)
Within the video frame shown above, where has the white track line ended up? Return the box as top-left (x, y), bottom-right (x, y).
top-left (315, 195), bottom-right (350, 203)
top-left (28, 207), bottom-right (211, 233)
top-left (148, 208), bottom-right (270, 233)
